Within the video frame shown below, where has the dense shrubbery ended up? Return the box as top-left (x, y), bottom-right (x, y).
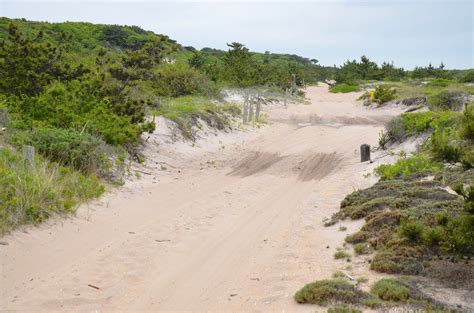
top-left (372, 85), bottom-right (396, 104)
top-left (0, 147), bottom-right (104, 234)
top-left (329, 84), bottom-right (360, 93)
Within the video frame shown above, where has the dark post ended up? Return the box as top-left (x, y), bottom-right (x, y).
top-left (360, 144), bottom-right (370, 162)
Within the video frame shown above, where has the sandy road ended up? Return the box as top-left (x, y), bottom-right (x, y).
top-left (0, 85), bottom-right (404, 312)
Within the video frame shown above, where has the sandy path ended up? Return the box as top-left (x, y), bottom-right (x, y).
top-left (0, 85), bottom-right (405, 312)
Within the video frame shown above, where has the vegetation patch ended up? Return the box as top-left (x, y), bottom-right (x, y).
top-left (294, 278), bottom-right (368, 305)
top-left (370, 278), bottom-right (410, 302)
top-left (0, 146), bottom-right (104, 234)
top-left (330, 84), bottom-right (360, 93)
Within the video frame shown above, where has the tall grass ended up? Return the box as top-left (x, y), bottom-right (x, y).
top-left (0, 146), bottom-right (104, 234)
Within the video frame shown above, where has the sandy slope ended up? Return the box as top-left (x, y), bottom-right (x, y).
top-left (0, 85), bottom-right (406, 312)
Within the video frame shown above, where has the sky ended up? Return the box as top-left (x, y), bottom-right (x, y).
top-left (1, 0), bottom-right (473, 69)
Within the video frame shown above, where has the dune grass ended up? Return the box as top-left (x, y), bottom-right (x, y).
top-left (0, 146), bottom-right (104, 234)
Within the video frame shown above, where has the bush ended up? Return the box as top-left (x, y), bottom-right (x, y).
top-left (370, 279), bottom-right (410, 302)
top-left (0, 147), bottom-right (104, 234)
top-left (461, 103), bottom-right (474, 140)
top-left (459, 69), bottom-right (474, 83)
top-left (428, 90), bottom-right (466, 111)
top-left (425, 78), bottom-right (454, 88)
top-left (294, 279), bottom-right (367, 305)
top-left (429, 127), bottom-right (462, 163)
top-left (373, 85), bottom-right (396, 104)
top-left (330, 84), bottom-right (360, 93)
top-left (374, 154), bottom-right (441, 180)
top-left (334, 249), bottom-right (351, 259)
top-left (12, 127), bottom-right (107, 172)
top-left (353, 243), bottom-right (370, 255)
top-left (399, 220), bottom-right (424, 242)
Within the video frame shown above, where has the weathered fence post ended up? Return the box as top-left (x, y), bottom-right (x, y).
top-left (360, 144), bottom-right (371, 162)
top-left (291, 73), bottom-right (297, 95)
top-left (248, 95), bottom-right (254, 122)
top-left (255, 95), bottom-right (261, 120)
top-left (23, 145), bottom-right (35, 168)
top-left (243, 93), bottom-right (249, 124)
top-left (284, 88), bottom-right (289, 107)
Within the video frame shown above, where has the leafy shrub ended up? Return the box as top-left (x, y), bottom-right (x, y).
top-left (294, 279), bottom-right (368, 305)
top-left (428, 90), bottom-right (466, 111)
top-left (425, 78), bottom-right (454, 88)
top-left (370, 279), bottom-right (410, 302)
top-left (399, 219), bottom-right (424, 242)
top-left (429, 127), bottom-right (462, 163)
top-left (334, 249), bottom-right (351, 259)
top-left (0, 147), bottom-right (104, 234)
top-left (353, 243), bottom-right (370, 255)
top-left (459, 69), bottom-right (474, 83)
top-left (373, 85), bottom-right (396, 104)
top-left (330, 84), bottom-right (360, 93)
top-left (154, 63), bottom-right (217, 97)
top-left (461, 103), bottom-right (474, 140)
top-left (374, 154), bottom-right (441, 180)
top-left (12, 127), bottom-right (106, 172)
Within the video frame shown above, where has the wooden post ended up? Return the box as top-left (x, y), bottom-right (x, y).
top-left (284, 88), bottom-right (288, 107)
top-left (255, 96), bottom-right (261, 119)
top-left (248, 95), bottom-right (254, 122)
top-left (291, 73), bottom-right (296, 95)
top-left (243, 94), bottom-right (249, 124)
top-left (360, 144), bottom-right (370, 162)
top-left (23, 145), bottom-right (35, 168)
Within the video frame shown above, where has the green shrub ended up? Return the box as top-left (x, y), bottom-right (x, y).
top-left (373, 85), bottom-right (396, 104)
top-left (374, 154), bottom-right (441, 180)
top-left (459, 69), bottom-right (474, 83)
top-left (399, 220), bottom-right (424, 242)
top-left (334, 249), bottom-right (351, 259)
top-left (330, 84), bottom-right (360, 93)
top-left (461, 103), bottom-right (474, 140)
top-left (428, 90), bottom-right (466, 111)
top-left (425, 78), bottom-right (454, 88)
top-left (353, 243), bottom-right (370, 255)
top-left (370, 278), bottom-right (410, 302)
top-left (294, 279), bottom-right (367, 305)
top-left (0, 147), bottom-right (104, 234)
top-left (429, 127), bottom-right (462, 163)
top-left (12, 127), bottom-right (107, 172)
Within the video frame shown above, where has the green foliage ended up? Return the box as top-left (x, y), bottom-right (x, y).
top-left (12, 127), bottom-right (106, 172)
top-left (429, 127), bottom-right (462, 163)
top-left (425, 78), bottom-right (454, 88)
top-left (335, 56), bottom-right (404, 84)
top-left (458, 69), bottom-right (474, 83)
top-left (370, 279), bottom-right (410, 302)
top-left (373, 85), bottom-right (396, 104)
top-left (153, 63), bottom-right (216, 97)
top-left (353, 243), bottom-right (370, 255)
top-left (428, 90), bottom-right (466, 111)
top-left (294, 279), bottom-right (368, 305)
top-left (410, 62), bottom-right (451, 79)
top-left (374, 154), bottom-right (441, 180)
top-left (330, 84), bottom-right (360, 93)
top-left (334, 249), bottom-right (351, 259)
top-left (0, 146), bottom-right (104, 234)
top-left (399, 219), bottom-right (424, 242)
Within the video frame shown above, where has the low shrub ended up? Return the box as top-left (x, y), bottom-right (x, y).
top-left (459, 69), bottom-right (474, 83)
top-left (374, 154), bottom-right (441, 180)
top-left (334, 249), bottom-right (351, 259)
top-left (370, 278), bottom-right (410, 302)
top-left (428, 90), bottom-right (466, 111)
top-left (399, 219), bottom-right (424, 242)
top-left (425, 78), bottom-right (454, 88)
top-left (330, 84), bottom-right (360, 93)
top-left (373, 85), bottom-right (396, 104)
top-left (294, 278), bottom-right (367, 305)
top-left (353, 243), bottom-right (370, 255)
top-left (0, 147), bottom-right (104, 234)
top-left (429, 127), bottom-right (462, 163)
top-left (12, 127), bottom-right (107, 172)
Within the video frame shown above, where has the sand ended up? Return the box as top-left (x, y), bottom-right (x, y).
top-left (0, 84), bottom-right (407, 311)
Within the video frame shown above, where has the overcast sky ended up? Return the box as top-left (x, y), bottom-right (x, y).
top-left (1, 0), bottom-right (473, 69)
